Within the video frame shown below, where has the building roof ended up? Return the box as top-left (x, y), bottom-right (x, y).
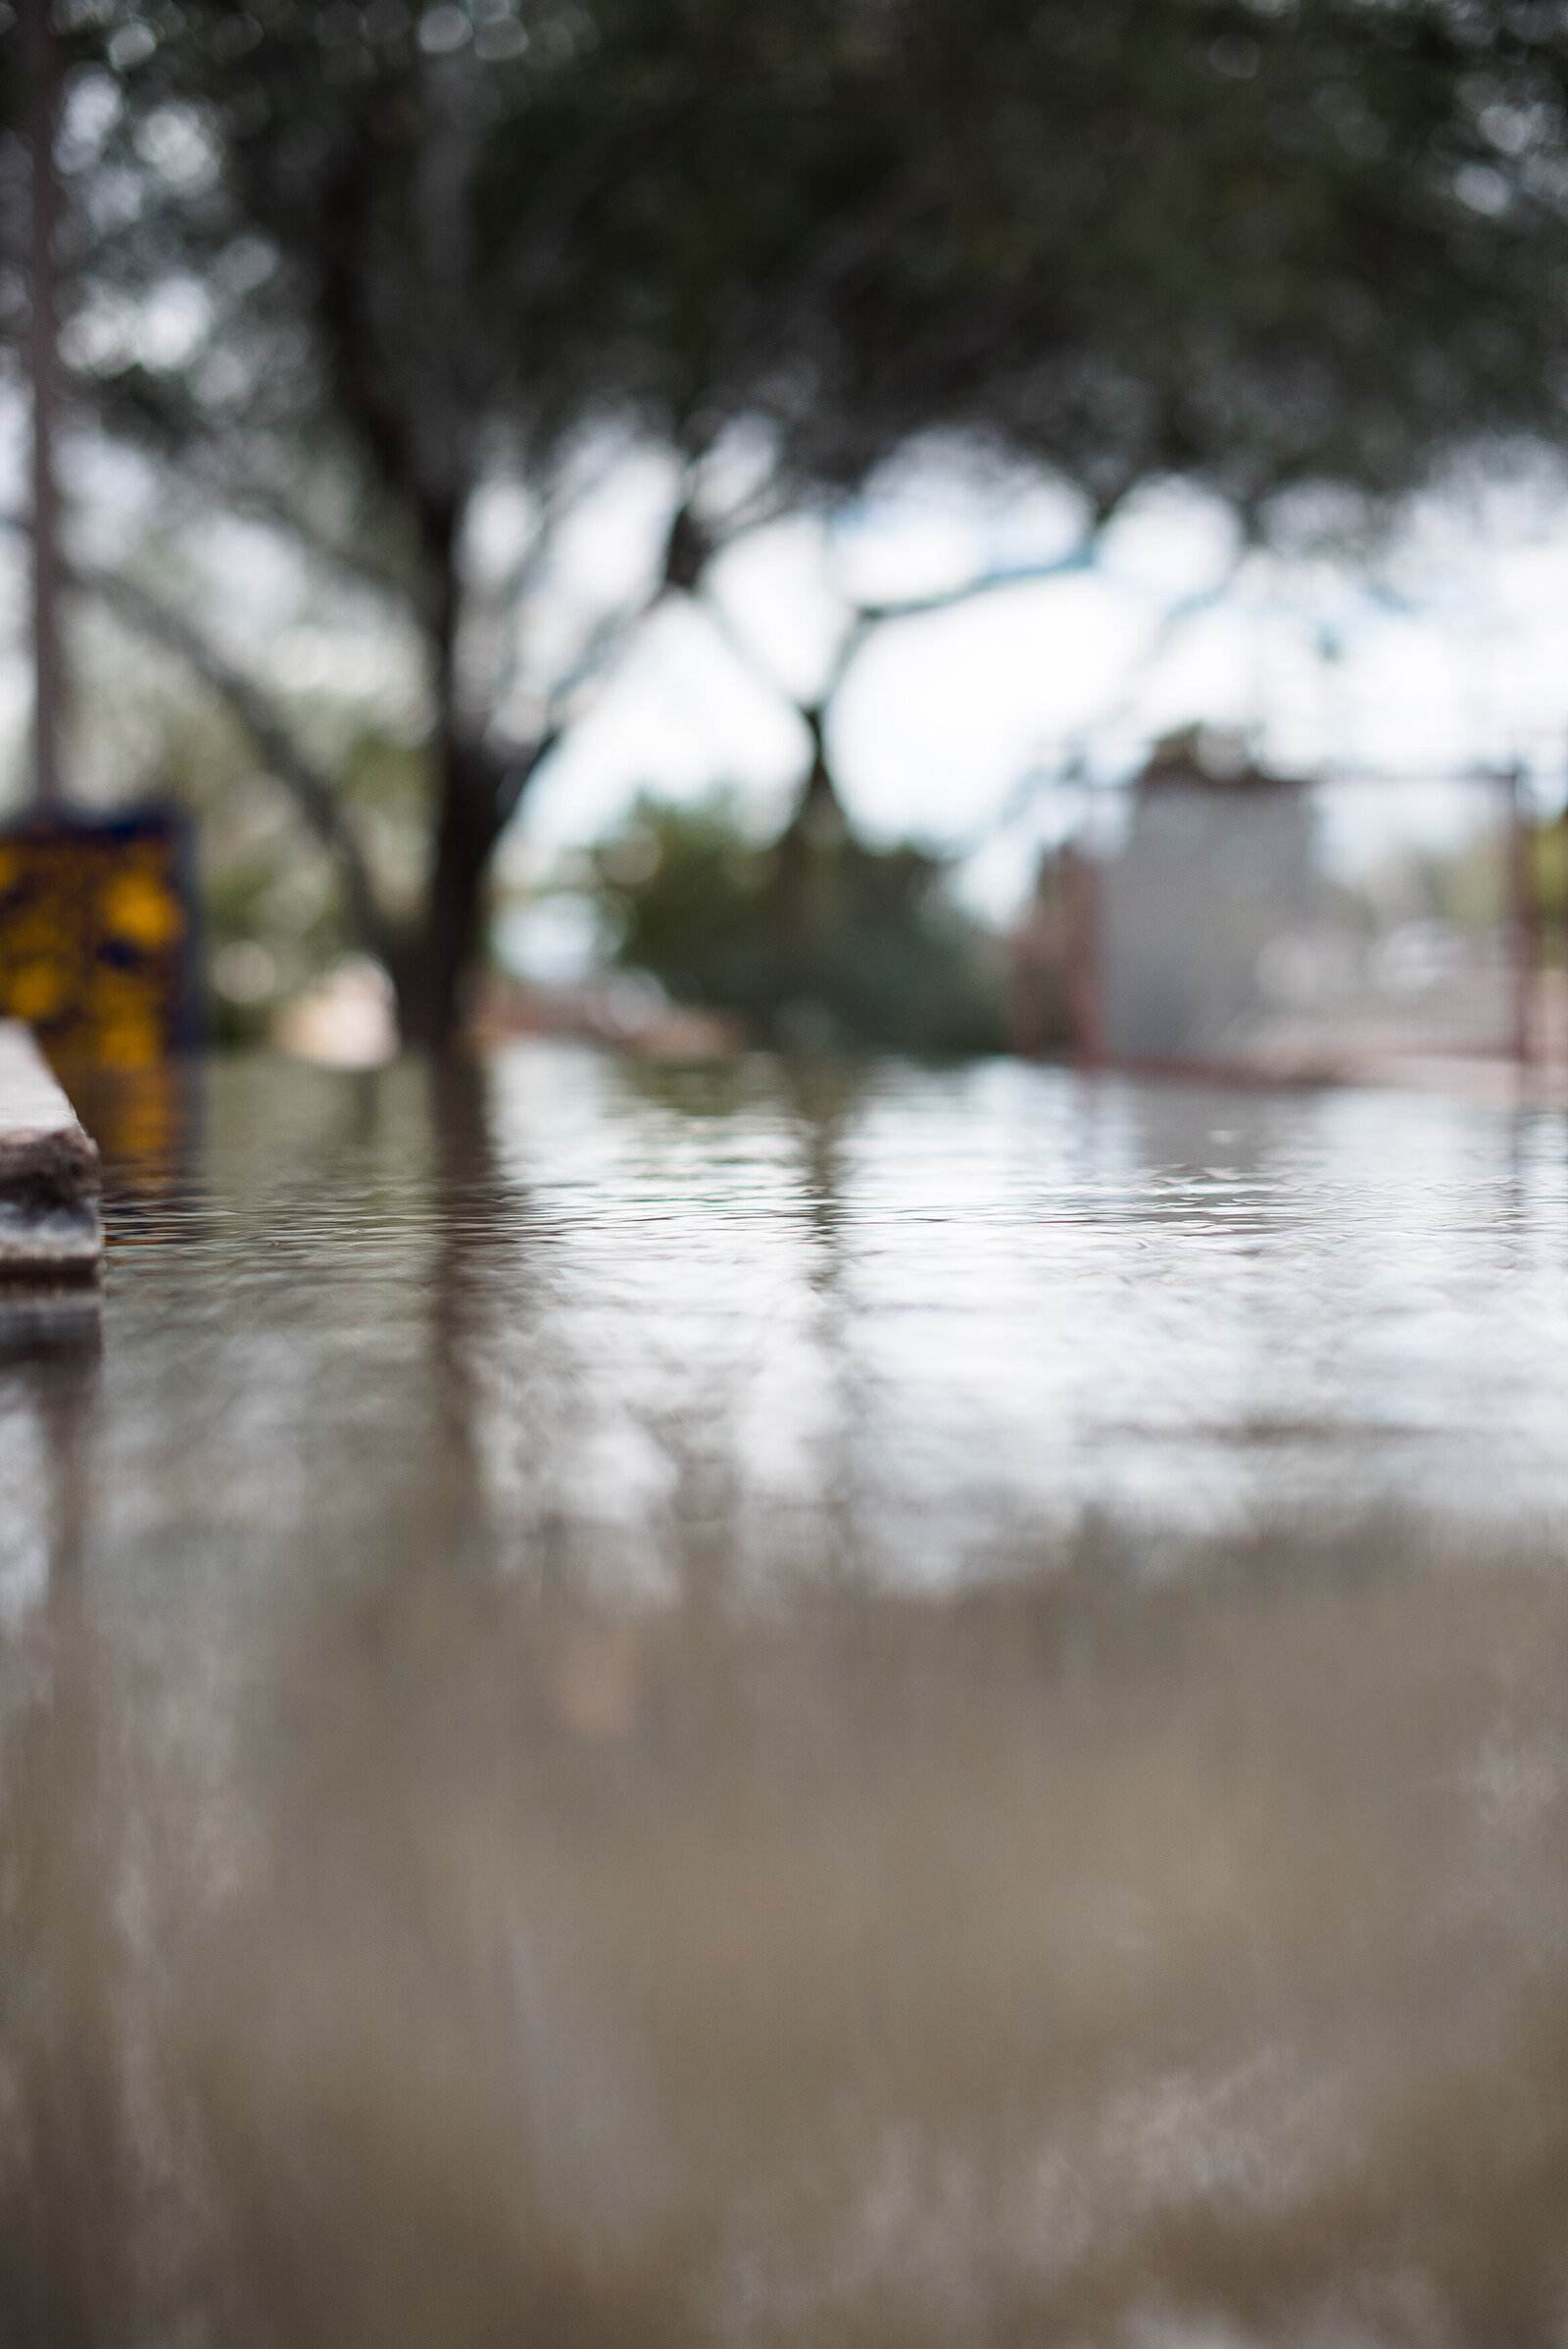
top-left (1138, 725), bottom-right (1303, 793)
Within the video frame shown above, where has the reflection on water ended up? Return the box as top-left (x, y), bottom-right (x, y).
top-left (2, 1046), bottom-right (1567, 2344)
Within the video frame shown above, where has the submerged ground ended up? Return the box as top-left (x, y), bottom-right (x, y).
top-left (1, 1047), bottom-right (1566, 2346)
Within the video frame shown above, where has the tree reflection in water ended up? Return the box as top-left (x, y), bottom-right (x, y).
top-left (0, 1052), bottom-right (1563, 2346)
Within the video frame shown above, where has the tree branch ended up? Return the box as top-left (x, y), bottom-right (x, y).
top-left (89, 567), bottom-right (394, 961)
top-left (84, 368), bottom-right (421, 608)
top-left (200, 477), bottom-right (416, 611)
top-left (317, 124), bottom-right (434, 543)
top-left (484, 570), bottom-right (682, 833)
top-left (0, 514), bottom-right (394, 963)
top-left (847, 540), bottom-right (1101, 628)
top-left (947, 550), bottom-right (1251, 857)
top-left (692, 577), bottom-right (798, 709)
top-left (693, 532), bottom-right (1104, 731)
top-left (492, 728), bottom-right (561, 833)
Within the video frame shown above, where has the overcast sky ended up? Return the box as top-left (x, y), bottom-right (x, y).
top-left (4, 411), bottom-right (1567, 943)
top-left (484, 447), bottom-right (1568, 960)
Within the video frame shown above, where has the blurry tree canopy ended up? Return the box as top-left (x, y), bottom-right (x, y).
top-left (9, 0), bottom-right (1568, 1041)
top-left (591, 791), bottom-right (1008, 1053)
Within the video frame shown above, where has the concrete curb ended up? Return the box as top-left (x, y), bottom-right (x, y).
top-left (0, 1022), bottom-right (103, 1281)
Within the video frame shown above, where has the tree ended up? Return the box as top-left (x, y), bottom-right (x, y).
top-left (14, 0), bottom-right (1568, 1044)
top-left (588, 789), bottom-right (1008, 1052)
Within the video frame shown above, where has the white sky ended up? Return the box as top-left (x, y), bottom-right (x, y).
top-left (4, 411), bottom-right (1568, 936)
top-left (517, 452), bottom-right (1568, 921)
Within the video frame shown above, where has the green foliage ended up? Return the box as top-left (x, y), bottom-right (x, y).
top-left (18, 0), bottom-right (1568, 1037)
top-left (1418, 833), bottom-right (1509, 931)
top-left (1531, 814), bottom-right (1568, 929)
top-left (591, 794), bottom-right (1007, 1053)
top-left (58, 0), bottom-right (1568, 521)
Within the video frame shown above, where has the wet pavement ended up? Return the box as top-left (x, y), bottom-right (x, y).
top-left (1, 1046), bottom-right (1566, 2346)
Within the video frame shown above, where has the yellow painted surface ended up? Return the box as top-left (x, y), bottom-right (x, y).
top-left (0, 820), bottom-right (191, 1065)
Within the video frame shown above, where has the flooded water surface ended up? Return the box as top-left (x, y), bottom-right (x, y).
top-left (2, 1048), bottom-right (1568, 2346)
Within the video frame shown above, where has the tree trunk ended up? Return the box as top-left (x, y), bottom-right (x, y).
top-left (394, 503), bottom-right (502, 1052)
top-left (398, 739), bottom-right (500, 1050)
top-left (773, 706), bottom-right (849, 960)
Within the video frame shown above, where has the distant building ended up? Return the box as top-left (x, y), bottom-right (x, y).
top-left (1099, 728), bottom-right (1317, 1067)
top-left (1010, 727), bottom-right (1525, 1082)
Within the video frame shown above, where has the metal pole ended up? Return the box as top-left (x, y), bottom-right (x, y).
top-left (1507, 762), bottom-right (1534, 1075)
top-left (1065, 840), bottom-right (1105, 1070)
top-left (24, 0), bottom-right (63, 813)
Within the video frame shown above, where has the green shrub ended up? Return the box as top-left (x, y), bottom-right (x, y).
top-left (591, 793), bottom-right (1006, 1055)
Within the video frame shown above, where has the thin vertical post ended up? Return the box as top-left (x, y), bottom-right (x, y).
top-left (1065, 838), bottom-right (1105, 1070)
top-left (1506, 762), bottom-right (1534, 1075)
top-left (24, 0), bottom-right (63, 813)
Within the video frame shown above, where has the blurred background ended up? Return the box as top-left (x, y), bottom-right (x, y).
top-left (5, 0), bottom-right (1568, 1076)
top-left (12, 13), bottom-right (1568, 2347)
